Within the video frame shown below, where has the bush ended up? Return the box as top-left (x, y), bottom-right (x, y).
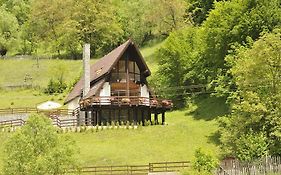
top-left (45, 78), bottom-right (67, 94)
top-left (126, 121), bottom-right (130, 129)
top-left (193, 148), bottom-right (218, 174)
top-left (3, 114), bottom-right (78, 175)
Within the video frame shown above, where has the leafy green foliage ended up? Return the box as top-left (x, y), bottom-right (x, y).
top-left (235, 131), bottom-right (268, 162)
top-left (45, 78), bottom-right (67, 94)
top-left (219, 29), bottom-right (281, 159)
top-left (186, 0), bottom-right (224, 25)
top-left (193, 148), bottom-right (218, 173)
top-left (0, 7), bottom-right (19, 55)
top-left (2, 113), bottom-right (78, 175)
top-left (151, 27), bottom-right (205, 107)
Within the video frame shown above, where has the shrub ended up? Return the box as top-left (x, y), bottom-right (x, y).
top-left (3, 114), bottom-right (78, 175)
top-left (126, 121), bottom-right (130, 129)
top-left (106, 122), bottom-right (110, 129)
top-left (120, 121), bottom-right (124, 127)
top-left (193, 148), bottom-right (218, 174)
top-left (90, 126), bottom-right (95, 133)
top-left (44, 78), bottom-right (67, 94)
top-left (111, 121), bottom-right (115, 129)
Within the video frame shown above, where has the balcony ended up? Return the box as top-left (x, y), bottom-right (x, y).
top-left (79, 96), bottom-right (173, 110)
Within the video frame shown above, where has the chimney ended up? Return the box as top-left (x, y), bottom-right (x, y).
top-left (83, 44), bottom-right (90, 97)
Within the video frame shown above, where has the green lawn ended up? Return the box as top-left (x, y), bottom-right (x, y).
top-left (0, 96), bottom-right (225, 170)
top-left (73, 111), bottom-right (220, 166)
top-left (71, 96), bottom-right (226, 166)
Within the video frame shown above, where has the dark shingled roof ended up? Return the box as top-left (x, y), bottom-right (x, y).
top-left (64, 39), bottom-right (150, 104)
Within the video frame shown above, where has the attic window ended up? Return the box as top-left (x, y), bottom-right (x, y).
top-left (96, 68), bottom-right (102, 75)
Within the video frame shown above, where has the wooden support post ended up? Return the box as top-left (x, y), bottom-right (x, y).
top-left (154, 113), bottom-right (158, 125)
top-left (99, 110), bottom-right (102, 125)
top-left (91, 110), bottom-right (94, 126)
top-left (85, 111), bottom-right (88, 126)
top-left (118, 109), bottom-right (121, 123)
top-left (127, 108), bottom-right (130, 122)
top-left (95, 111), bottom-right (98, 126)
top-left (148, 109), bottom-right (152, 123)
top-left (108, 108), bottom-right (112, 125)
top-left (162, 112), bottom-right (165, 125)
top-left (141, 109), bottom-right (144, 126)
top-left (134, 108), bottom-right (138, 124)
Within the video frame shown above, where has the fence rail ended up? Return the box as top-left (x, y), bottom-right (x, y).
top-left (0, 107), bottom-right (76, 116)
top-left (69, 161), bottom-right (190, 175)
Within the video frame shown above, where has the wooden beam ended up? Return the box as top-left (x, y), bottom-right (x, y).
top-left (85, 111), bottom-right (89, 126)
top-left (126, 55), bottom-right (130, 96)
top-left (134, 108), bottom-right (138, 124)
top-left (154, 113), bottom-right (158, 125)
top-left (128, 108), bottom-right (130, 122)
top-left (141, 109), bottom-right (144, 126)
top-left (162, 112), bottom-right (165, 125)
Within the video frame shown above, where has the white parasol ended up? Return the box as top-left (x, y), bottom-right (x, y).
top-left (37, 101), bottom-right (62, 110)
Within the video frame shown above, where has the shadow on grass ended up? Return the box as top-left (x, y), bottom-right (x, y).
top-left (207, 131), bottom-right (221, 146)
top-left (185, 95), bottom-right (230, 121)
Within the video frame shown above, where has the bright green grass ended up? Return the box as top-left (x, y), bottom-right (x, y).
top-left (0, 59), bottom-right (99, 88)
top-left (140, 41), bottom-right (163, 74)
top-left (0, 96), bottom-right (224, 170)
top-left (0, 89), bottom-right (69, 108)
top-left (73, 111), bottom-right (220, 166)
top-left (71, 96), bottom-right (226, 166)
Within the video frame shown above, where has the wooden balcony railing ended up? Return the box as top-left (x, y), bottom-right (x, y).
top-left (80, 96), bottom-right (173, 109)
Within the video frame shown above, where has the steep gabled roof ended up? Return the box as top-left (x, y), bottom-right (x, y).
top-left (64, 39), bottom-right (150, 104)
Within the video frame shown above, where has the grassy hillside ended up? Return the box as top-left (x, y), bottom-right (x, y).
top-left (0, 41), bottom-right (163, 108)
top-left (0, 96), bottom-right (227, 170)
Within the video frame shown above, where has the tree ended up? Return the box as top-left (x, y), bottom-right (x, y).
top-left (3, 114), bottom-right (78, 175)
top-left (151, 27), bottom-right (205, 107)
top-left (113, 0), bottom-right (187, 46)
top-left (219, 29), bottom-right (281, 158)
top-left (186, 0), bottom-right (226, 25)
top-left (72, 0), bottom-right (124, 56)
top-left (0, 0), bottom-right (31, 25)
top-left (29, 0), bottom-right (77, 56)
top-left (197, 0), bottom-right (281, 86)
top-left (0, 7), bottom-right (19, 56)
top-left (193, 148), bottom-right (218, 174)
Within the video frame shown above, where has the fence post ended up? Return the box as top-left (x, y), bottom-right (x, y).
top-left (149, 163), bottom-right (153, 172)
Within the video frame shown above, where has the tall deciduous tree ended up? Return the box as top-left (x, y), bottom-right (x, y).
top-left (29, 0), bottom-right (76, 56)
top-left (72, 0), bottom-right (123, 56)
top-left (151, 27), bottom-right (205, 107)
top-left (219, 29), bottom-right (281, 158)
top-left (3, 113), bottom-right (78, 175)
top-left (0, 7), bottom-right (19, 56)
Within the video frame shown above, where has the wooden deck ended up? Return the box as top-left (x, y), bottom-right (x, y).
top-left (80, 96), bottom-right (173, 110)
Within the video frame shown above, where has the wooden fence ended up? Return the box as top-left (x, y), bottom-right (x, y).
top-left (0, 107), bottom-right (76, 116)
top-left (69, 161), bottom-right (190, 175)
top-left (0, 117), bottom-right (80, 128)
top-left (217, 156), bottom-right (281, 175)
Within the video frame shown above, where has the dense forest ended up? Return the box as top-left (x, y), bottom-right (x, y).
top-left (1, 0), bottom-right (281, 163)
top-left (0, 0), bottom-right (190, 58)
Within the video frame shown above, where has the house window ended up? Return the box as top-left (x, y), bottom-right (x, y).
top-left (129, 61), bottom-right (134, 73)
top-left (119, 60), bottom-right (126, 73)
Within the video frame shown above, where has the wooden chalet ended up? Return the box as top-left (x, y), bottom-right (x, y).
top-left (65, 39), bottom-right (172, 125)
